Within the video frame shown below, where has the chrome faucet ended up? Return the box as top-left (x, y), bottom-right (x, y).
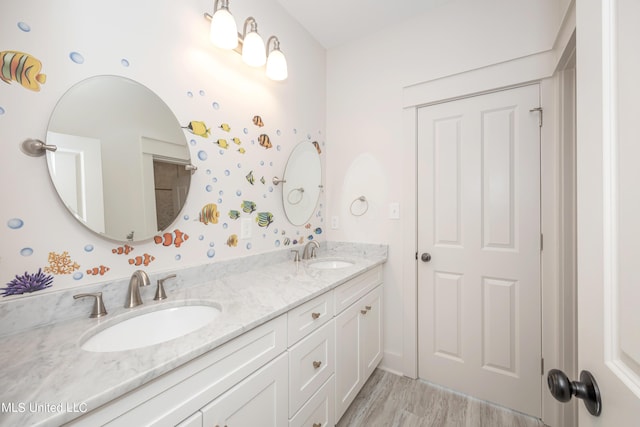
top-left (125, 270), bottom-right (151, 308)
top-left (302, 241), bottom-right (320, 260)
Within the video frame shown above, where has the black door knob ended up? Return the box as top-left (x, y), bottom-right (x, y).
top-left (547, 369), bottom-right (602, 416)
top-left (421, 253), bottom-right (432, 262)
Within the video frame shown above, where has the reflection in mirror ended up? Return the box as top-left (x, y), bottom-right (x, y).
top-left (282, 141), bottom-right (322, 225)
top-left (46, 75), bottom-right (191, 242)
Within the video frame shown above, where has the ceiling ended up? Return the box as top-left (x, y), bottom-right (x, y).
top-left (276, 0), bottom-right (452, 49)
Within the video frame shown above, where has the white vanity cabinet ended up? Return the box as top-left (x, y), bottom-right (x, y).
top-left (334, 267), bottom-right (383, 422)
top-left (68, 265), bottom-right (383, 427)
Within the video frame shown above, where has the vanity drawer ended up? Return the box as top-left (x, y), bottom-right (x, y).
top-left (288, 320), bottom-right (335, 417)
top-left (334, 265), bottom-right (382, 314)
top-left (287, 290), bottom-right (334, 346)
top-left (289, 375), bottom-right (335, 427)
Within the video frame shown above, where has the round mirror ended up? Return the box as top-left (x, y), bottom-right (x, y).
top-left (282, 141), bottom-right (322, 225)
top-left (46, 75), bottom-right (191, 242)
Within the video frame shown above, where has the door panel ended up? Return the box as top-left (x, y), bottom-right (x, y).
top-left (417, 84), bottom-right (541, 417)
top-left (576, 0), bottom-right (640, 424)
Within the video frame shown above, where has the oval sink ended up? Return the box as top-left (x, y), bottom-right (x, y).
top-left (81, 305), bottom-right (221, 352)
top-left (308, 259), bottom-right (354, 269)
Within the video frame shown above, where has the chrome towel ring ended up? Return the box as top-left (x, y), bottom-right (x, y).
top-left (350, 196), bottom-right (368, 216)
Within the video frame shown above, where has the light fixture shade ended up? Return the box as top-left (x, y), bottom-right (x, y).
top-left (242, 31), bottom-right (266, 67)
top-left (266, 49), bottom-right (288, 81)
top-left (210, 8), bottom-right (238, 49)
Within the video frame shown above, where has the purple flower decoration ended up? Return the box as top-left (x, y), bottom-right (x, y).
top-left (1, 269), bottom-right (53, 296)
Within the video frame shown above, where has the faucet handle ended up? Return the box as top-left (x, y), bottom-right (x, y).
top-left (73, 292), bottom-right (108, 318)
top-left (154, 274), bottom-right (176, 301)
top-left (291, 250), bottom-right (300, 262)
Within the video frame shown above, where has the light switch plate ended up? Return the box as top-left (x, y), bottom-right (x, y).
top-left (240, 218), bottom-right (252, 239)
top-left (389, 202), bottom-right (400, 219)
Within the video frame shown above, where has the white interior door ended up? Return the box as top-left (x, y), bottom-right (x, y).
top-left (46, 132), bottom-right (105, 233)
top-left (417, 84), bottom-right (541, 417)
top-left (573, 0), bottom-right (640, 424)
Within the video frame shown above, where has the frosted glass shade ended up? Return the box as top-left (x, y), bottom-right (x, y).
top-left (266, 49), bottom-right (288, 81)
top-left (242, 31), bottom-right (266, 67)
top-left (210, 9), bottom-right (238, 49)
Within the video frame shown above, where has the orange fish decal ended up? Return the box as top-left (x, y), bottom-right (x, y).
top-left (258, 134), bottom-right (272, 149)
top-left (312, 141), bottom-right (322, 154)
top-left (112, 244), bottom-right (134, 255)
top-left (154, 229), bottom-right (189, 248)
top-left (0, 51), bottom-right (46, 91)
top-left (128, 254), bottom-right (155, 266)
top-left (252, 115), bottom-right (264, 127)
top-left (86, 265), bottom-right (110, 276)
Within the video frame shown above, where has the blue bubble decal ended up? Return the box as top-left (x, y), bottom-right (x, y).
top-left (175, 254), bottom-right (182, 261)
top-left (7, 218), bottom-right (24, 229)
top-left (121, 58), bottom-right (130, 67)
top-left (224, 170), bottom-right (230, 176)
top-left (187, 91), bottom-right (193, 97)
top-left (275, 240), bottom-right (281, 247)
top-left (198, 150), bottom-right (208, 161)
top-left (268, 186), bottom-right (274, 192)
top-left (236, 163), bottom-right (242, 168)
top-left (198, 234), bottom-right (204, 240)
top-left (84, 244), bottom-right (94, 252)
top-left (0, 106), bottom-right (5, 115)
top-left (236, 190), bottom-right (242, 196)
top-left (206, 169), bottom-right (212, 175)
top-left (243, 128), bottom-right (249, 134)
top-left (20, 247), bottom-right (33, 256)
top-left (69, 51), bottom-right (85, 64)
top-left (206, 185), bottom-right (213, 192)
top-left (17, 22), bottom-right (31, 32)
top-left (207, 249), bottom-right (215, 258)
top-left (219, 149), bottom-right (225, 155)
top-left (212, 177), bottom-right (218, 183)
top-left (190, 139), bottom-right (197, 146)
top-left (260, 160), bottom-right (265, 166)
top-left (212, 102), bottom-right (220, 110)
top-left (246, 243), bottom-right (252, 250)
top-left (276, 129), bottom-right (281, 136)
top-left (73, 272), bottom-right (84, 280)
top-left (223, 223), bottom-right (228, 229)
top-left (218, 190), bottom-right (224, 196)
top-left (217, 198), bottom-right (223, 203)
top-left (209, 242), bottom-right (215, 247)
top-left (276, 145), bottom-right (281, 151)
top-left (183, 214), bottom-right (190, 220)
top-left (199, 90), bottom-right (205, 96)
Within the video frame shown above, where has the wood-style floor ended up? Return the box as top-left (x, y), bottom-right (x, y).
top-left (337, 369), bottom-right (547, 427)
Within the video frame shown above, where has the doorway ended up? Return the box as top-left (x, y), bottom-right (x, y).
top-left (416, 84), bottom-right (542, 417)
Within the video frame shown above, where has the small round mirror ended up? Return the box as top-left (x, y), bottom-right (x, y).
top-left (45, 76), bottom-right (191, 242)
top-left (282, 141), bottom-right (322, 225)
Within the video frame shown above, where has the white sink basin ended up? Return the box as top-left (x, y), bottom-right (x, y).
top-left (308, 259), bottom-right (354, 269)
top-left (81, 305), bottom-right (221, 352)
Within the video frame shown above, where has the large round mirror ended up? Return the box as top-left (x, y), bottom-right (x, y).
top-left (282, 141), bottom-right (322, 225)
top-left (46, 75), bottom-right (191, 242)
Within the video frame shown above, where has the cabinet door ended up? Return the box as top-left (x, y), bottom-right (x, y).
top-left (200, 353), bottom-right (288, 427)
top-left (334, 301), bottom-right (362, 421)
top-left (360, 285), bottom-right (383, 380)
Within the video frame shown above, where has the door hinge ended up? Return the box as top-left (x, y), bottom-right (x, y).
top-left (530, 107), bottom-right (543, 127)
top-left (540, 233), bottom-right (543, 251)
top-left (541, 358), bottom-right (545, 375)
top-left (415, 251), bottom-right (418, 260)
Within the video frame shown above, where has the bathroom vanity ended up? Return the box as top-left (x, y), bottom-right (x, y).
top-left (0, 243), bottom-right (386, 427)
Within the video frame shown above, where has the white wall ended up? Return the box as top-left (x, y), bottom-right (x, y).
top-left (325, 0), bottom-right (563, 373)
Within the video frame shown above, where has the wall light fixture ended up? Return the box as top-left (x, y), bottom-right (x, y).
top-left (204, 5), bottom-right (288, 81)
top-left (265, 36), bottom-right (288, 81)
top-left (208, 0), bottom-right (238, 50)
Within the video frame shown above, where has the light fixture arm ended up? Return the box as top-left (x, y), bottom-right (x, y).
top-left (242, 16), bottom-right (259, 39)
top-left (266, 35), bottom-right (280, 55)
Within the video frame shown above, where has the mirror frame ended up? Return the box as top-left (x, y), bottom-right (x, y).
top-left (282, 141), bottom-right (322, 226)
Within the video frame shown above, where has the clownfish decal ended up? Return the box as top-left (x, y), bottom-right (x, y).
top-left (0, 51), bottom-right (46, 91)
top-left (252, 115), bottom-right (264, 127)
top-left (128, 254), bottom-right (155, 266)
top-left (154, 229), bottom-right (189, 248)
top-left (112, 244), bottom-right (134, 255)
top-left (258, 134), bottom-right (272, 149)
top-left (86, 265), bottom-right (110, 276)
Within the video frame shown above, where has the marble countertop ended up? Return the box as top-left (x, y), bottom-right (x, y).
top-left (0, 244), bottom-right (387, 426)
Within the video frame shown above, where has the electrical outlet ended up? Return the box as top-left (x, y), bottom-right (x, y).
top-left (240, 218), bottom-right (252, 239)
top-left (389, 202), bottom-right (400, 219)
top-left (331, 216), bottom-right (339, 229)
